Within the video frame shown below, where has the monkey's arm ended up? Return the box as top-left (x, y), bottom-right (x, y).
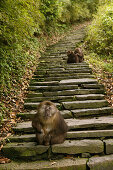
top-left (32, 118), bottom-right (42, 133)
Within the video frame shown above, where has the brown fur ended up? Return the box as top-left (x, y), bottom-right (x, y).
top-left (74, 48), bottom-right (84, 62)
top-left (32, 101), bottom-right (68, 145)
top-left (67, 51), bottom-right (79, 63)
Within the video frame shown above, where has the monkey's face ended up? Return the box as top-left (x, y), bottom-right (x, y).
top-left (38, 101), bottom-right (57, 121)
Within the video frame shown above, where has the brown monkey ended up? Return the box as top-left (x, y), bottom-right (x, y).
top-left (74, 48), bottom-right (84, 62)
top-left (67, 51), bottom-right (79, 63)
top-left (32, 101), bottom-right (68, 146)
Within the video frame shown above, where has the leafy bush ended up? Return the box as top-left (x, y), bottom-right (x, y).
top-left (0, 0), bottom-right (99, 97)
top-left (85, 2), bottom-right (113, 56)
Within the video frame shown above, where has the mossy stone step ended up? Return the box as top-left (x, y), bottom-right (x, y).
top-left (33, 73), bottom-right (92, 78)
top-left (35, 69), bottom-right (92, 75)
top-left (24, 102), bottom-right (61, 110)
top-left (12, 116), bottom-right (113, 133)
top-left (82, 84), bottom-right (104, 89)
top-left (67, 129), bottom-right (113, 139)
top-left (43, 89), bottom-right (105, 97)
top-left (62, 100), bottom-right (108, 110)
top-left (25, 96), bottom-right (75, 103)
top-left (67, 116), bottom-right (113, 130)
top-left (88, 154), bottom-right (113, 170)
top-left (25, 94), bottom-right (105, 103)
top-left (52, 139), bottom-right (103, 154)
top-left (17, 110), bottom-right (72, 120)
top-left (28, 85), bottom-right (78, 91)
top-left (104, 139), bottom-right (113, 154)
top-left (59, 78), bottom-right (97, 85)
top-left (8, 129), bottom-right (113, 143)
top-left (0, 158), bottom-right (88, 170)
top-left (17, 107), bottom-right (113, 120)
top-left (72, 107), bottom-right (113, 118)
top-left (30, 81), bottom-right (59, 86)
top-left (2, 142), bottom-right (49, 159)
top-left (2, 140), bottom-right (103, 159)
top-left (31, 75), bottom-right (94, 82)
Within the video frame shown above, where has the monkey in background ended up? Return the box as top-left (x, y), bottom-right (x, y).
top-left (32, 101), bottom-right (68, 146)
top-left (74, 48), bottom-right (84, 62)
top-left (67, 51), bottom-right (79, 63)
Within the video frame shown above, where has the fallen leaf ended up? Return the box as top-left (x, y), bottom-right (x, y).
top-left (0, 158), bottom-right (11, 164)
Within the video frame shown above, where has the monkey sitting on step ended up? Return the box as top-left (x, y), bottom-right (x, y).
top-left (74, 48), bottom-right (84, 63)
top-left (32, 101), bottom-right (68, 146)
top-left (67, 51), bottom-right (79, 63)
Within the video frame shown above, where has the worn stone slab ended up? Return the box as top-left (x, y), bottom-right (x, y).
top-left (2, 142), bottom-right (49, 157)
top-left (9, 134), bottom-right (36, 142)
top-left (62, 100), bottom-right (108, 110)
top-left (9, 129), bottom-right (113, 143)
top-left (87, 154), bottom-right (113, 170)
top-left (82, 84), bottom-right (104, 89)
top-left (104, 139), bottom-right (113, 154)
top-left (25, 96), bottom-right (74, 103)
top-left (24, 102), bottom-right (61, 110)
top-left (28, 85), bottom-right (78, 91)
top-left (35, 73), bottom-right (92, 78)
top-left (66, 116), bottom-right (113, 130)
top-left (0, 158), bottom-right (87, 170)
top-left (45, 69), bottom-right (91, 74)
top-left (13, 116), bottom-right (113, 133)
top-left (43, 89), bottom-right (104, 97)
top-left (67, 130), bottom-right (113, 139)
top-left (27, 92), bottom-right (43, 98)
top-left (59, 78), bottom-right (97, 85)
top-left (52, 140), bottom-right (103, 154)
top-left (30, 81), bottom-right (59, 86)
top-left (71, 107), bottom-right (113, 117)
top-left (17, 110), bottom-right (72, 120)
top-left (33, 75), bottom-right (94, 81)
top-left (74, 94), bottom-right (105, 100)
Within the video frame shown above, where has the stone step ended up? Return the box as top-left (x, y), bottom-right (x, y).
top-left (31, 75), bottom-right (94, 82)
top-left (43, 89), bottom-right (105, 97)
top-left (88, 154), bottom-right (113, 170)
top-left (33, 73), bottom-right (92, 78)
top-left (26, 95), bottom-right (74, 102)
top-left (24, 99), bottom-right (107, 110)
top-left (1, 154), bottom-right (113, 170)
top-left (72, 107), bottom-right (113, 118)
top-left (35, 69), bottom-right (92, 75)
top-left (30, 81), bottom-right (59, 86)
top-left (24, 102), bottom-right (61, 110)
top-left (59, 78), bottom-right (97, 85)
top-left (28, 85), bottom-right (78, 91)
top-left (12, 116), bottom-right (113, 133)
top-left (30, 78), bottom-right (97, 86)
top-left (8, 129), bottom-right (113, 143)
top-left (25, 94), bottom-right (105, 103)
top-left (0, 158), bottom-right (88, 170)
top-left (2, 139), bottom-right (103, 160)
top-left (17, 110), bottom-right (72, 120)
top-left (62, 100), bottom-right (108, 110)
top-left (17, 107), bottom-right (113, 120)
top-left (81, 84), bottom-right (104, 89)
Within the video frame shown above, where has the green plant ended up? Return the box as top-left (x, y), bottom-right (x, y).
top-left (86, 2), bottom-right (113, 56)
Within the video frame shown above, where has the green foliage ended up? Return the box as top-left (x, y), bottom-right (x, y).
top-left (86, 2), bottom-right (113, 56)
top-left (0, 0), bottom-right (99, 117)
top-left (85, 52), bottom-right (113, 74)
top-left (41, 0), bottom-right (59, 24)
top-left (0, 0), bottom-right (44, 93)
top-left (58, 0), bottom-right (99, 23)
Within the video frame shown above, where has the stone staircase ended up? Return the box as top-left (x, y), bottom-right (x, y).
top-left (1, 26), bottom-right (113, 170)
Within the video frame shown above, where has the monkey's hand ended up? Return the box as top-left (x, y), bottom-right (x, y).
top-left (32, 120), bottom-right (42, 133)
top-left (43, 134), bottom-right (51, 146)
